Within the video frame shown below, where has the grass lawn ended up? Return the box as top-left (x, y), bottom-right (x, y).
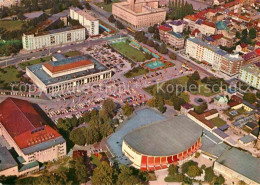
top-left (111, 42), bottom-right (146, 62)
top-left (210, 117), bottom-right (227, 127)
top-left (191, 80), bottom-right (219, 97)
top-left (64, 51), bottom-right (81, 57)
top-left (0, 20), bottom-right (23, 31)
top-left (124, 66), bottom-right (149, 78)
top-left (0, 66), bottom-right (21, 89)
top-left (96, 0), bottom-right (119, 12)
top-left (18, 56), bottom-right (52, 70)
top-left (91, 154), bottom-right (102, 167)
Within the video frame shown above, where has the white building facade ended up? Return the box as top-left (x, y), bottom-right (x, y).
top-left (22, 26), bottom-right (86, 50)
top-left (70, 7), bottom-right (99, 36)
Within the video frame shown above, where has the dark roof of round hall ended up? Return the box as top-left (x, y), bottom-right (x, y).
top-left (124, 115), bottom-right (202, 156)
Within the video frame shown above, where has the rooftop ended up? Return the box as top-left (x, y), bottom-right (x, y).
top-left (27, 54), bottom-right (108, 86)
top-left (241, 62), bottom-right (260, 76)
top-left (168, 31), bottom-right (183, 38)
top-left (0, 147), bottom-right (18, 171)
top-left (217, 148), bottom-right (260, 184)
top-left (70, 7), bottom-right (97, 21)
top-left (44, 57), bottom-right (93, 74)
top-left (124, 115), bottom-right (202, 156)
top-left (0, 98), bottom-right (62, 149)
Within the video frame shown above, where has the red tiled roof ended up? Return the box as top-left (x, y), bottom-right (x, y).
top-left (14, 125), bottom-right (61, 149)
top-left (240, 43), bottom-right (247, 48)
top-left (0, 98), bottom-right (61, 149)
top-left (184, 15), bottom-right (198, 21)
top-left (44, 59), bottom-right (93, 73)
top-left (158, 25), bottom-right (171, 32)
top-left (228, 95), bottom-right (242, 107)
top-left (191, 29), bottom-right (200, 36)
top-left (256, 48), bottom-right (260, 56)
top-left (212, 34), bottom-right (223, 40)
top-left (202, 21), bottom-right (216, 28)
top-left (188, 110), bottom-right (217, 129)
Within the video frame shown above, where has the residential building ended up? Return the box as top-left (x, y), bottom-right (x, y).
top-left (158, 25), bottom-right (171, 43)
top-left (185, 37), bottom-right (243, 76)
top-left (168, 20), bottom-right (186, 33)
top-left (166, 31), bottom-right (184, 49)
top-left (22, 25), bottom-right (86, 50)
top-left (199, 21), bottom-right (216, 36)
top-left (26, 54), bottom-right (112, 94)
top-left (112, 0), bottom-right (166, 29)
top-left (239, 62), bottom-right (260, 90)
top-left (69, 7), bottom-right (99, 36)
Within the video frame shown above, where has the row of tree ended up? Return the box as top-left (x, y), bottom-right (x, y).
top-left (168, 0), bottom-right (194, 20)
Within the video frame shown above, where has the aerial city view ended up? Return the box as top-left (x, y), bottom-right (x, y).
top-left (0, 0), bottom-right (260, 184)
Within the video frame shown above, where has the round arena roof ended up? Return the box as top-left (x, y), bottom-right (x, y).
top-left (124, 116), bottom-right (202, 156)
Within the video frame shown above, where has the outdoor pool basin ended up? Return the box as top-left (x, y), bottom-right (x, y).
top-left (99, 24), bottom-right (111, 33)
top-left (145, 61), bottom-right (165, 70)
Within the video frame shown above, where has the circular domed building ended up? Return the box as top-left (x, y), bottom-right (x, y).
top-left (122, 116), bottom-right (202, 171)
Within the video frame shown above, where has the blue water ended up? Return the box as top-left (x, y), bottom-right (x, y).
top-left (99, 24), bottom-right (111, 32)
top-left (106, 108), bottom-right (166, 165)
top-left (145, 61), bottom-right (165, 70)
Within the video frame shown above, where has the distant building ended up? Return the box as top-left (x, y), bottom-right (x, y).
top-left (239, 62), bottom-right (260, 90)
top-left (0, 98), bottom-right (66, 176)
top-left (185, 37), bottom-right (244, 76)
top-left (69, 7), bottom-right (99, 36)
top-left (26, 54), bottom-right (112, 94)
top-left (22, 25), bottom-right (86, 50)
top-left (199, 21), bottom-right (216, 36)
top-left (0, 0), bottom-right (19, 7)
top-left (168, 20), bottom-right (186, 33)
top-left (112, 0), bottom-right (166, 29)
top-left (158, 25), bottom-right (171, 43)
top-left (214, 148), bottom-right (260, 185)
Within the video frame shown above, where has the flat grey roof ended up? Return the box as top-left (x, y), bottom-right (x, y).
top-left (0, 147), bottom-right (18, 171)
top-left (217, 148), bottom-right (260, 184)
top-left (27, 54), bottom-right (108, 86)
top-left (22, 136), bottom-right (66, 155)
top-left (124, 115), bottom-right (203, 156)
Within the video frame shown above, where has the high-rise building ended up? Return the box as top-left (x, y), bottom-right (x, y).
top-left (69, 7), bottom-right (99, 36)
top-left (112, 0), bottom-right (166, 29)
top-left (239, 62), bottom-right (260, 90)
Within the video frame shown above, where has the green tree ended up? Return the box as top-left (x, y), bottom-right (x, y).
top-left (236, 31), bottom-right (241, 39)
top-left (187, 78), bottom-right (198, 92)
top-left (75, 156), bottom-right (88, 183)
top-left (243, 93), bottom-right (257, 104)
top-left (186, 165), bottom-right (202, 178)
top-left (92, 162), bottom-right (117, 185)
top-left (108, 15), bottom-right (116, 23)
top-left (122, 102), bottom-right (134, 116)
top-left (148, 26), bottom-right (155, 33)
top-left (181, 160), bottom-right (198, 174)
top-left (191, 71), bottom-right (200, 81)
top-left (116, 165), bottom-right (140, 185)
top-left (214, 174), bottom-right (225, 184)
top-left (169, 52), bottom-right (176, 60)
top-left (204, 167), bottom-right (215, 182)
top-left (158, 43), bottom-right (168, 54)
top-left (168, 164), bottom-right (178, 176)
top-left (194, 102), bottom-right (208, 114)
top-left (249, 28), bottom-right (257, 39)
top-left (70, 128), bottom-right (86, 146)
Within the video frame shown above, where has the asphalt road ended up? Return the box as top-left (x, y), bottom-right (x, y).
top-left (0, 34), bottom-right (124, 68)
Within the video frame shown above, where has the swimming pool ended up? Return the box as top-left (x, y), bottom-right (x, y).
top-left (145, 60), bottom-right (165, 70)
top-left (99, 24), bottom-right (111, 33)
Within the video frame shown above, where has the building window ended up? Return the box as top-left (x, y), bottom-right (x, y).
top-left (67, 33), bottom-right (71, 41)
top-left (50, 36), bottom-right (55, 45)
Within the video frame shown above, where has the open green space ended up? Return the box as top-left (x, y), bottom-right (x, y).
top-left (111, 41), bottom-right (146, 62)
top-left (124, 66), bottom-right (149, 78)
top-left (191, 80), bottom-right (219, 97)
top-left (96, 0), bottom-right (119, 12)
top-left (0, 66), bottom-right (21, 89)
top-left (64, 51), bottom-right (81, 57)
top-left (210, 117), bottom-right (226, 127)
top-left (18, 56), bottom-right (52, 70)
top-left (0, 20), bottom-right (24, 31)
